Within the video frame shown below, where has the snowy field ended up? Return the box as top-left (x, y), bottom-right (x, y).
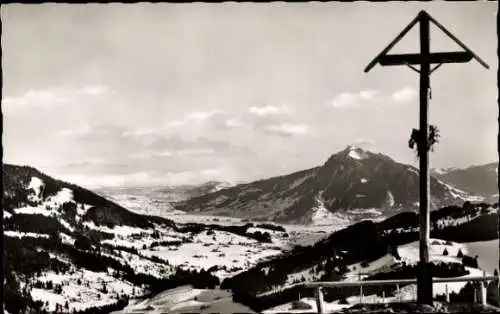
top-left (263, 297), bottom-right (351, 314)
top-left (161, 211), bottom-right (349, 249)
top-left (140, 229), bottom-right (284, 280)
top-left (343, 254), bottom-right (398, 281)
top-left (165, 212), bottom-right (247, 226)
top-left (464, 239), bottom-right (499, 275)
top-left (111, 285), bottom-right (256, 314)
top-left (26, 267), bottom-right (147, 313)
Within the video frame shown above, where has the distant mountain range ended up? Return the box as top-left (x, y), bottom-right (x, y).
top-left (96, 180), bottom-right (235, 218)
top-left (173, 146), bottom-right (482, 224)
top-left (431, 162), bottom-right (498, 203)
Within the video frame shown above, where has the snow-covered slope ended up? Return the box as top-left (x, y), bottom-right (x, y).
top-left (219, 203), bottom-right (499, 313)
top-left (260, 237), bottom-right (497, 313)
top-left (2, 164), bottom-right (287, 314)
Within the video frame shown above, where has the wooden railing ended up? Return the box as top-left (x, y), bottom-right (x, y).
top-left (301, 273), bottom-right (499, 314)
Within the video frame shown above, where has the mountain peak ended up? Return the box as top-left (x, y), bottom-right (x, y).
top-left (344, 145), bottom-right (369, 160)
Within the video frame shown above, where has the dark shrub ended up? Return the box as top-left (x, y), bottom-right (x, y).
top-left (462, 255), bottom-right (479, 269)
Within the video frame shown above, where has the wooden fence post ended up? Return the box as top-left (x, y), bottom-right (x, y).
top-left (479, 281), bottom-right (487, 306)
top-left (473, 282), bottom-right (478, 304)
top-left (314, 286), bottom-right (324, 314)
top-left (360, 285), bottom-right (364, 304)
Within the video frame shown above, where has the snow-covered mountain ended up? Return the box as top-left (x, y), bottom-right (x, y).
top-left (432, 162), bottom-right (498, 203)
top-left (173, 146), bottom-right (480, 224)
top-left (2, 164), bottom-right (284, 314)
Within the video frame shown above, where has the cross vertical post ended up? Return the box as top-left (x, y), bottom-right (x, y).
top-left (417, 12), bottom-right (433, 305)
top-left (364, 9), bottom-right (489, 306)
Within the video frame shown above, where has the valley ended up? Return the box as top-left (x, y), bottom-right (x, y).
top-left (2, 157), bottom-right (499, 314)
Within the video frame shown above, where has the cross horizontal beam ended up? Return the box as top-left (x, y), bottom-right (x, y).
top-left (378, 51), bottom-right (473, 66)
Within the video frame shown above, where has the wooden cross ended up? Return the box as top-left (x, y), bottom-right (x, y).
top-left (364, 10), bottom-right (489, 305)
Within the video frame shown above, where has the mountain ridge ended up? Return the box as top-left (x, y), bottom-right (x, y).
top-left (431, 162), bottom-right (498, 202)
top-left (173, 146), bottom-right (480, 224)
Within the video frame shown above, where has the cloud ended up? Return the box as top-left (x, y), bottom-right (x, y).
top-left (248, 105), bottom-right (291, 116)
top-left (57, 167), bottom-right (231, 188)
top-left (165, 110), bottom-right (238, 131)
top-left (243, 104), bottom-right (311, 138)
top-left (360, 90), bottom-right (380, 100)
top-left (61, 158), bottom-right (131, 175)
top-left (3, 85), bottom-right (113, 112)
top-left (55, 172), bottom-right (156, 188)
top-left (162, 167), bottom-right (231, 186)
top-left (59, 124), bottom-right (94, 137)
top-left (63, 123), bottom-right (245, 165)
top-left (331, 90), bottom-right (381, 109)
top-left (121, 127), bottom-right (159, 137)
top-left (176, 148), bottom-right (215, 156)
top-left (392, 87), bottom-right (417, 103)
top-left (224, 118), bottom-right (244, 128)
top-left (166, 120), bottom-right (187, 128)
top-left (145, 148), bottom-right (215, 157)
top-left (144, 135), bottom-right (231, 153)
top-left (3, 88), bottom-right (72, 110)
top-left (70, 124), bottom-right (125, 142)
top-left (331, 92), bottom-right (362, 109)
top-left (332, 88), bottom-right (417, 109)
top-left (63, 157), bottom-right (109, 168)
top-left (351, 138), bottom-right (377, 150)
top-left (354, 138), bottom-right (376, 146)
top-left (185, 110), bottom-right (225, 121)
top-left (261, 123), bottom-right (310, 137)
top-left (79, 85), bottom-right (112, 96)
top-left (128, 151), bottom-right (163, 159)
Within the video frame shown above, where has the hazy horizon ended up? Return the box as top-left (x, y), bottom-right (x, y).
top-left (2, 2), bottom-right (498, 188)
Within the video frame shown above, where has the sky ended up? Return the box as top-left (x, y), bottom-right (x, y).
top-left (2, 2), bottom-right (498, 188)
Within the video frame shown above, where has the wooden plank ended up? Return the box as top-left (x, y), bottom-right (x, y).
top-left (364, 12), bottom-right (422, 73)
top-left (427, 12), bottom-right (490, 69)
top-left (378, 51), bottom-right (473, 66)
